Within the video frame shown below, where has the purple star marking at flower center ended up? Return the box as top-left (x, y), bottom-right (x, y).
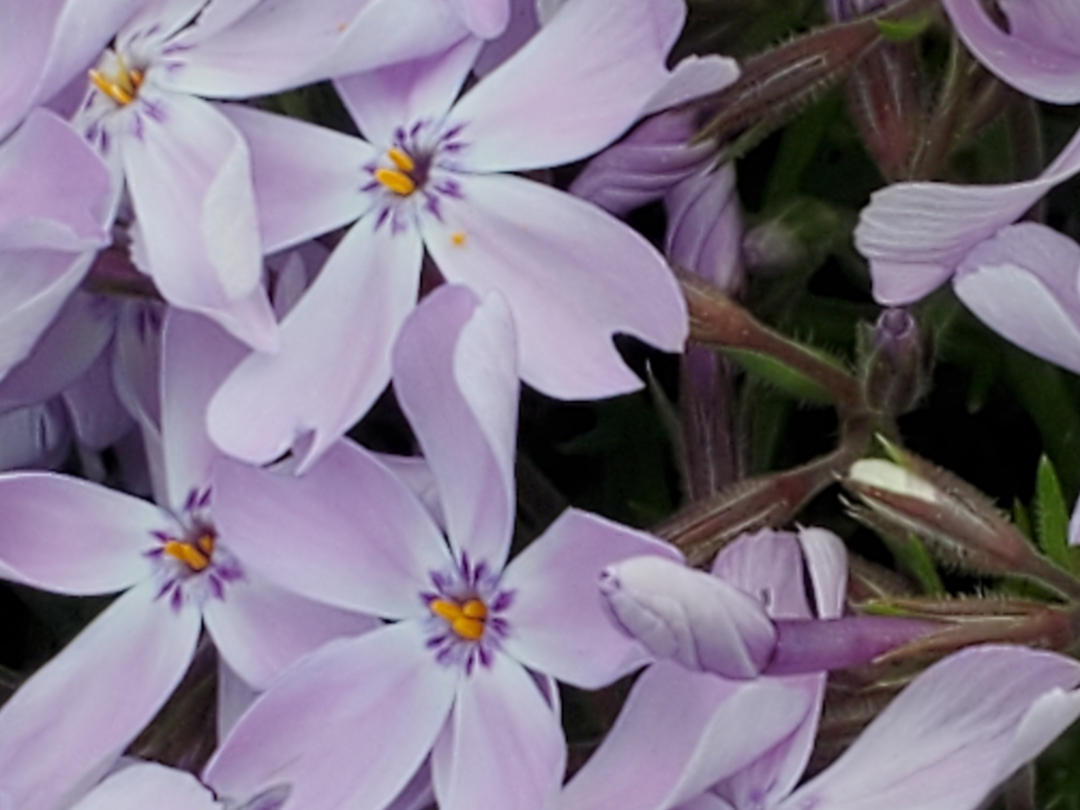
top-left (422, 552), bottom-right (514, 674)
top-left (363, 119), bottom-right (468, 234)
top-left (145, 487), bottom-right (242, 610)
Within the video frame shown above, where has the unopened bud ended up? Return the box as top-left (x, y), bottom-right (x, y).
top-left (860, 308), bottom-right (926, 415)
top-left (767, 614), bottom-right (939, 674)
top-left (846, 453), bottom-right (1080, 601)
top-left (599, 556), bottom-right (776, 678)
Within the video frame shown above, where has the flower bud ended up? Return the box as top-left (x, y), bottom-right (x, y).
top-left (599, 555), bottom-right (776, 678)
top-left (860, 308), bottom-right (927, 416)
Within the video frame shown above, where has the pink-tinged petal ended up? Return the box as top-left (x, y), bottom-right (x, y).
top-left (336, 36), bottom-right (483, 148)
top-left (325, 0), bottom-right (471, 79)
top-left (797, 527), bottom-right (848, 619)
top-left (677, 795), bottom-right (732, 810)
top-left (219, 105), bottom-right (375, 254)
top-left (0, 292), bottom-right (114, 412)
top-left (393, 285), bottom-right (517, 568)
top-left (500, 508), bottom-right (682, 688)
top-left (0, 582), bottom-right (200, 810)
top-left (160, 309), bottom-right (247, 510)
top-left (0, 0), bottom-right (65, 137)
top-left (665, 164), bottom-right (743, 294)
top-left (712, 530), bottom-right (811, 619)
top-left (559, 662), bottom-right (815, 810)
top-left (447, 0), bottom-right (685, 172)
top-left (432, 656), bottom-right (563, 810)
top-left (856, 127), bottom-right (1080, 306)
top-left (473, 0), bottom-right (542, 76)
top-left (641, 54), bottom-right (741, 116)
top-left (209, 219), bottom-right (420, 468)
top-left (0, 472), bottom-right (169, 594)
top-left (61, 346), bottom-right (132, 451)
top-left (212, 439), bottom-right (450, 618)
top-left (204, 569), bottom-right (377, 689)
top-left (0, 110), bottom-right (111, 244)
top-left (204, 622), bottom-right (458, 810)
top-left (600, 556), bottom-right (776, 679)
top-left (120, 93), bottom-right (277, 351)
top-left (780, 645), bottom-right (1080, 810)
top-left (166, 0), bottom-right (372, 97)
top-left (570, 109), bottom-right (713, 217)
top-left (422, 173), bottom-right (687, 399)
top-left (941, 0), bottom-right (1080, 104)
top-left (72, 762), bottom-right (219, 810)
top-left (375, 452), bottom-right (445, 529)
top-left (448, 0), bottom-right (510, 38)
top-left (953, 223), bottom-right (1080, 375)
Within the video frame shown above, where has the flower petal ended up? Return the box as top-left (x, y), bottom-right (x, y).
top-left (208, 219), bottom-right (421, 468)
top-left (665, 164), bottom-right (743, 293)
top-left (448, 0), bottom-right (511, 38)
top-left (120, 93), bottom-right (277, 351)
top-left (797, 527), bottom-right (848, 620)
top-left (219, 105), bottom-right (375, 254)
top-left (203, 569), bottom-right (378, 689)
top-left (780, 645), bottom-right (1080, 810)
top-left (204, 622), bottom-right (458, 810)
top-left (0, 472), bottom-right (168, 594)
top-left (941, 0), bottom-right (1080, 104)
top-left (422, 173), bottom-right (687, 398)
top-left (447, 0), bottom-right (684, 172)
top-left (854, 126), bottom-right (1080, 306)
top-left (335, 36), bottom-right (482, 148)
top-left (953, 222), bottom-right (1080, 375)
top-left (560, 661), bottom-right (815, 810)
top-left (72, 762), bottom-right (218, 810)
top-left (500, 508), bottom-right (682, 688)
top-left (432, 656), bottom-right (563, 810)
top-left (0, 582), bottom-right (200, 810)
top-left (712, 530), bottom-right (811, 619)
top-left (160, 309), bottom-right (247, 511)
top-left (166, 0), bottom-right (375, 97)
top-left (393, 285), bottom-right (518, 569)
top-left (212, 439), bottom-right (450, 619)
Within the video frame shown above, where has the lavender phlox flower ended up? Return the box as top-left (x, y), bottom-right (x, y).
top-left (854, 113), bottom-right (1080, 372)
top-left (0, 310), bottom-right (371, 810)
top-left (203, 285), bottom-right (682, 810)
top-left (0, 109), bottom-right (111, 383)
top-left (206, 0), bottom-right (697, 471)
top-left (940, 0), bottom-right (1080, 104)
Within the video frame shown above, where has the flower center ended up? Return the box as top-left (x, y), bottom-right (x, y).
top-left (374, 147), bottom-right (421, 196)
top-left (88, 52), bottom-right (144, 106)
top-left (163, 532), bottom-right (215, 573)
top-left (429, 597), bottom-right (489, 641)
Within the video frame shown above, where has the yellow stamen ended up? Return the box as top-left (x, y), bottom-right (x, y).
top-left (375, 168), bottom-right (417, 196)
top-left (451, 231), bottom-right (466, 247)
top-left (462, 599), bottom-right (487, 619)
top-left (89, 69), bottom-right (134, 106)
top-left (430, 597), bottom-right (489, 640)
top-left (388, 147), bottom-right (415, 172)
top-left (163, 540), bottom-right (211, 572)
top-left (430, 599), bottom-right (463, 622)
top-left (452, 617), bottom-right (485, 640)
top-left (196, 534), bottom-right (215, 555)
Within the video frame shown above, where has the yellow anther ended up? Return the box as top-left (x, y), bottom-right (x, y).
top-left (430, 599), bottom-right (463, 622)
top-left (451, 231), bottom-right (466, 247)
top-left (452, 617), bottom-right (485, 641)
top-left (388, 147), bottom-right (415, 172)
top-left (196, 534), bottom-right (215, 555)
top-left (462, 599), bottom-right (487, 619)
top-left (89, 69), bottom-right (134, 106)
top-left (163, 540), bottom-right (211, 572)
top-left (375, 168), bottom-right (417, 196)
top-left (431, 597), bottom-right (489, 640)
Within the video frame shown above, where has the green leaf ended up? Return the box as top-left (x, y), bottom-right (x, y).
top-left (883, 533), bottom-right (945, 595)
top-left (720, 347), bottom-right (835, 405)
top-left (875, 13), bottom-right (932, 42)
top-left (1034, 455), bottom-right (1075, 574)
